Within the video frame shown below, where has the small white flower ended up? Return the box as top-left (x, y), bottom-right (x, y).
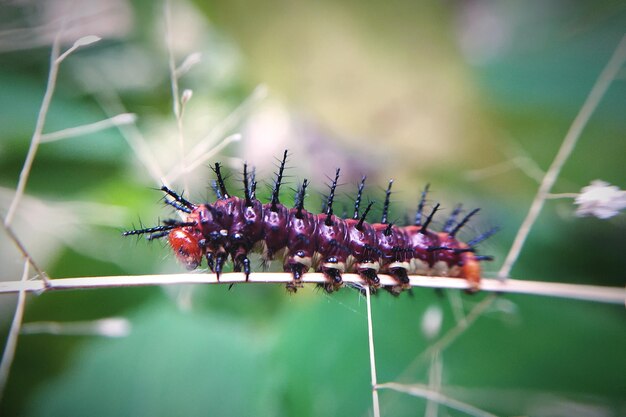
top-left (575, 180), bottom-right (626, 219)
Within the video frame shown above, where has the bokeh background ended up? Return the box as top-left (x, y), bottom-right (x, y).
top-left (1, 0), bottom-right (625, 416)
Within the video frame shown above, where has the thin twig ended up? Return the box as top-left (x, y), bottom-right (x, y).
top-left (506, 157), bottom-right (545, 184)
top-left (90, 88), bottom-right (169, 187)
top-left (0, 8), bottom-right (107, 53)
top-left (0, 262), bottom-right (30, 402)
top-left (498, 35), bottom-right (626, 279)
top-left (465, 157), bottom-right (544, 183)
top-left (164, 0), bottom-right (188, 192)
top-left (4, 28), bottom-right (63, 226)
top-left (55, 35), bottom-right (101, 64)
top-left (164, 0), bottom-right (181, 123)
top-left (185, 84), bottom-right (266, 162)
top-left (40, 113), bottom-right (136, 143)
top-left (377, 382), bottom-right (498, 417)
top-left (175, 52), bottom-right (201, 78)
top-left (365, 286), bottom-right (381, 417)
top-left (413, 295), bottom-right (497, 367)
top-left (21, 317), bottom-right (131, 338)
top-left (164, 85), bottom-right (267, 182)
top-left (465, 137), bottom-right (546, 184)
top-left (0, 274), bottom-right (622, 304)
top-left (166, 133), bottom-right (242, 183)
top-left (391, 295), bottom-right (497, 390)
top-left (0, 219), bottom-right (48, 284)
top-left (425, 351), bottom-right (442, 417)
top-left (545, 193), bottom-right (579, 199)
top-left (447, 290), bottom-right (466, 326)
top-left (379, 294), bottom-right (499, 417)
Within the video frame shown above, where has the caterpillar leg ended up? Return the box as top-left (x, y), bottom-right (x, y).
top-left (229, 242), bottom-right (253, 280)
top-left (319, 259), bottom-right (344, 293)
top-left (233, 254), bottom-right (251, 280)
top-left (385, 264), bottom-right (411, 295)
top-left (384, 285), bottom-right (404, 297)
top-left (214, 251), bottom-right (228, 280)
top-left (390, 266), bottom-right (410, 285)
top-left (359, 267), bottom-right (380, 288)
top-left (205, 252), bottom-right (215, 272)
top-left (285, 262), bottom-right (306, 293)
top-left (283, 250), bottom-right (313, 293)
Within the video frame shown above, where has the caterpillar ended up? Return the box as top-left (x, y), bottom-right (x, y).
top-left (123, 151), bottom-right (497, 294)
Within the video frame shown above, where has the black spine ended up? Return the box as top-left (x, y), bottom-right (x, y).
top-left (249, 167), bottom-right (257, 200)
top-left (210, 180), bottom-right (222, 200)
top-left (381, 179), bottom-right (393, 224)
top-left (356, 201), bottom-right (374, 230)
top-left (325, 168), bottom-right (341, 226)
top-left (123, 221), bottom-right (196, 238)
top-left (242, 163), bottom-right (252, 206)
top-left (420, 203), bottom-right (440, 233)
top-left (353, 176), bottom-right (366, 220)
top-left (164, 199), bottom-right (192, 214)
top-left (467, 226), bottom-right (499, 247)
top-left (271, 150), bottom-right (289, 211)
top-left (442, 204), bottom-right (462, 233)
top-left (160, 185), bottom-right (195, 210)
top-left (213, 163), bottom-right (230, 199)
top-left (295, 179), bottom-right (309, 218)
top-left (415, 183), bottom-right (430, 225)
top-left (450, 208), bottom-right (480, 237)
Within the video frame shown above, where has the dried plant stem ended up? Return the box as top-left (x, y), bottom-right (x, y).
top-left (365, 286), bottom-right (381, 417)
top-left (92, 89), bottom-right (169, 186)
top-left (0, 274), bottom-right (622, 304)
top-left (164, 85), bottom-right (267, 182)
top-left (0, 262), bottom-right (29, 402)
top-left (377, 382), bottom-right (498, 417)
top-left (165, 0), bottom-right (181, 123)
top-left (164, 0), bottom-right (188, 192)
top-left (413, 295), bottom-right (496, 368)
top-left (425, 352), bottom-right (442, 417)
top-left (498, 34), bottom-right (626, 279)
top-left (0, 218), bottom-right (47, 283)
top-left (40, 113), bottom-right (136, 143)
top-left (388, 294), bottom-right (496, 399)
top-left (466, 156), bottom-right (544, 184)
top-left (545, 193), bottom-right (579, 199)
top-left (167, 133), bottom-right (242, 182)
top-left (4, 30), bottom-right (62, 227)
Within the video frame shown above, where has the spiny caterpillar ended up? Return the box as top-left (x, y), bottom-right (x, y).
top-left (124, 151), bottom-right (497, 294)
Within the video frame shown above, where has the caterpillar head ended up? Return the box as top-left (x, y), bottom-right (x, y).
top-left (168, 228), bottom-right (203, 270)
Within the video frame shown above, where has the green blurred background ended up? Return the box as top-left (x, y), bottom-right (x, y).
top-left (1, 1), bottom-right (624, 416)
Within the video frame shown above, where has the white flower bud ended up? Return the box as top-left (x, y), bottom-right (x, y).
top-left (181, 89), bottom-right (193, 105)
top-left (421, 304), bottom-right (443, 339)
top-left (73, 35), bottom-right (102, 48)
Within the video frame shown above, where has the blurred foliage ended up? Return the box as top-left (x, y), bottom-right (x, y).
top-left (1, 0), bottom-right (625, 416)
